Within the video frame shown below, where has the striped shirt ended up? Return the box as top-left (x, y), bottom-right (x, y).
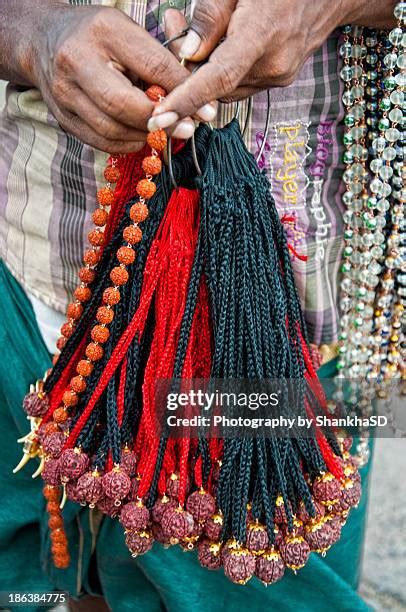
top-left (0, 0), bottom-right (345, 346)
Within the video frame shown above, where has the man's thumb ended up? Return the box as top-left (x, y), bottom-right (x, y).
top-left (180, 0), bottom-right (236, 61)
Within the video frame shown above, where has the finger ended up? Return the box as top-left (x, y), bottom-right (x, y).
top-left (179, 0), bottom-right (237, 61)
top-left (164, 8), bottom-right (189, 60)
top-left (167, 118), bottom-right (196, 140)
top-left (45, 95), bottom-right (145, 154)
top-left (154, 11), bottom-right (262, 120)
top-left (74, 58), bottom-right (155, 130)
top-left (105, 19), bottom-right (190, 93)
top-left (61, 83), bottom-right (148, 141)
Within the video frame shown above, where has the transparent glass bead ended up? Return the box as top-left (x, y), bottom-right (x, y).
top-left (343, 211), bottom-right (354, 224)
top-left (379, 165), bottom-right (394, 181)
top-left (384, 53), bottom-right (398, 69)
top-left (372, 137), bottom-right (387, 152)
top-left (371, 246), bottom-right (383, 259)
top-left (340, 297), bottom-right (352, 312)
top-left (342, 91), bottom-right (354, 108)
top-left (351, 126), bottom-right (367, 140)
top-left (352, 103), bottom-right (365, 120)
top-left (370, 158), bottom-right (383, 173)
top-left (369, 261), bottom-right (382, 275)
top-left (340, 42), bottom-right (352, 58)
top-left (362, 233), bottom-right (374, 247)
top-left (390, 90), bottom-right (404, 105)
top-left (373, 231), bottom-right (385, 245)
top-left (389, 27), bottom-right (403, 45)
top-left (350, 181), bottom-right (363, 195)
top-left (351, 251), bottom-right (362, 265)
top-left (385, 128), bottom-right (401, 142)
top-left (370, 178), bottom-right (384, 194)
top-left (350, 162), bottom-right (365, 177)
top-left (395, 72), bottom-right (406, 87)
top-left (340, 66), bottom-right (352, 82)
top-left (376, 216), bottom-right (387, 229)
top-left (351, 44), bottom-right (366, 59)
top-left (343, 169), bottom-right (354, 184)
top-left (382, 146), bottom-right (397, 161)
top-left (341, 278), bottom-right (353, 292)
top-left (397, 53), bottom-right (406, 69)
top-left (394, 2), bottom-right (406, 22)
top-left (342, 191), bottom-right (354, 205)
top-left (351, 85), bottom-right (364, 99)
top-left (389, 107), bottom-right (403, 124)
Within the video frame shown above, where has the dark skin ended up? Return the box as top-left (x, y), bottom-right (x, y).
top-left (0, 0), bottom-right (398, 144)
top-left (0, 0), bottom-right (194, 153)
top-left (152, 0), bottom-right (397, 129)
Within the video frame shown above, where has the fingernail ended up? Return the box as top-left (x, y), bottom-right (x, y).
top-left (179, 30), bottom-right (202, 59)
top-left (171, 120), bottom-right (196, 140)
top-left (147, 111), bottom-right (179, 132)
top-left (196, 103), bottom-right (217, 122)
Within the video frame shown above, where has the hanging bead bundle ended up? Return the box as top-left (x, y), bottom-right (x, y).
top-left (337, 2), bottom-right (405, 464)
top-left (14, 2), bottom-right (404, 588)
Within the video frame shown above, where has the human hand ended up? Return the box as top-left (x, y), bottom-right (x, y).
top-left (153, 0), bottom-right (397, 123)
top-left (14, 2), bottom-right (194, 152)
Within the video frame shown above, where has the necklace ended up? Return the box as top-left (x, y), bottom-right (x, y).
top-left (338, 3), bottom-right (405, 465)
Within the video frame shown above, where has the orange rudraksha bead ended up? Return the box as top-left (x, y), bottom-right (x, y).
top-left (67, 303), bottom-right (83, 320)
top-left (51, 530), bottom-right (68, 544)
top-left (62, 389), bottom-right (79, 407)
top-left (47, 501), bottom-right (60, 514)
top-left (117, 246), bottom-right (136, 266)
top-left (136, 179), bottom-right (156, 200)
top-left (54, 553), bottom-right (70, 569)
top-left (52, 541), bottom-right (69, 556)
top-left (92, 208), bottom-right (109, 227)
top-left (61, 322), bottom-right (74, 339)
top-left (146, 85), bottom-right (166, 102)
top-left (56, 336), bottom-right (67, 351)
top-left (48, 515), bottom-right (64, 530)
top-left (88, 229), bottom-right (105, 247)
top-left (78, 267), bottom-right (96, 283)
top-left (53, 407), bottom-right (69, 424)
top-left (103, 287), bottom-right (121, 306)
top-left (86, 342), bottom-right (104, 362)
top-left (130, 202), bottom-right (149, 223)
top-left (142, 155), bottom-right (162, 176)
top-left (147, 129), bottom-right (167, 152)
top-left (123, 225), bottom-right (143, 245)
top-left (74, 286), bottom-right (92, 303)
top-left (97, 186), bottom-right (115, 207)
top-left (83, 249), bottom-right (100, 266)
top-left (110, 266), bottom-right (129, 286)
top-left (91, 325), bottom-right (110, 344)
top-left (76, 360), bottom-right (94, 377)
top-left (44, 422), bottom-right (60, 436)
top-left (104, 166), bottom-right (121, 183)
top-left (70, 376), bottom-right (87, 393)
top-left (96, 306), bottom-right (114, 325)
top-left (43, 485), bottom-right (60, 502)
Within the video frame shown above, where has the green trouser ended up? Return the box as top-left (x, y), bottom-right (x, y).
top-left (0, 260), bottom-right (371, 611)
